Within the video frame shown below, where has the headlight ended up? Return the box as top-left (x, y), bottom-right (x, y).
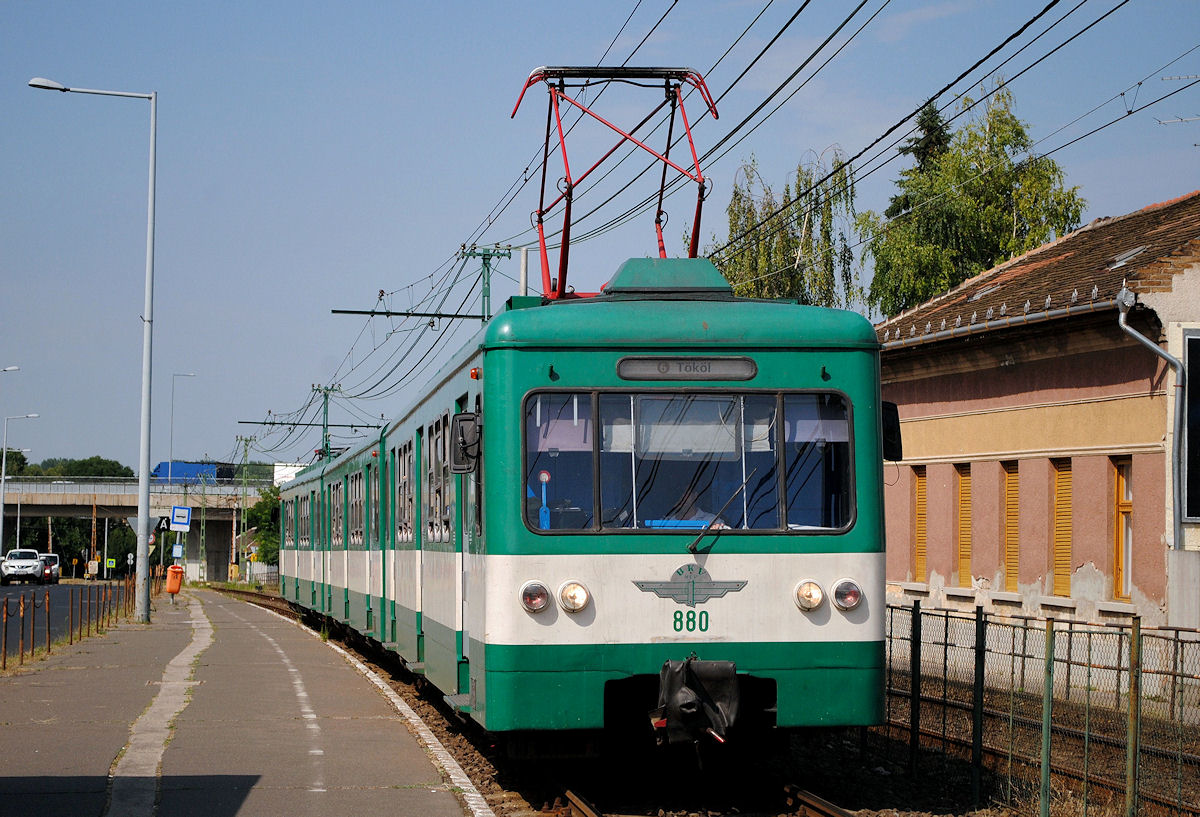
top-left (794, 580), bottom-right (824, 611)
top-left (557, 580), bottom-right (590, 613)
top-left (832, 579), bottom-right (863, 611)
top-left (519, 581), bottom-right (551, 613)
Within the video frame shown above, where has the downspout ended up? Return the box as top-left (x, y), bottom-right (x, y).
top-left (1117, 287), bottom-right (1185, 550)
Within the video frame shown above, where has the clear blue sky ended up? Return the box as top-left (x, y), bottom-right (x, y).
top-left (2, 1), bottom-right (1197, 471)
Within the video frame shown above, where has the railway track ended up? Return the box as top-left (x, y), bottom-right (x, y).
top-left (541, 786), bottom-right (853, 817)
top-left (783, 785), bottom-right (855, 817)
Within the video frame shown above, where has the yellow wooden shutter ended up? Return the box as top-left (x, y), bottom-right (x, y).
top-left (914, 466), bottom-right (927, 583)
top-left (1053, 459), bottom-right (1072, 596)
top-left (957, 464), bottom-right (972, 587)
top-left (1003, 462), bottom-right (1019, 592)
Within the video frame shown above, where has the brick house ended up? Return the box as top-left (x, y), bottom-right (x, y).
top-left (876, 190), bottom-right (1200, 627)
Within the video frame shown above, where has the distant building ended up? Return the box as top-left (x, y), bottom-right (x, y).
top-left (877, 190), bottom-right (1200, 628)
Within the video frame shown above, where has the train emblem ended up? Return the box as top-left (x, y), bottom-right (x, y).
top-left (633, 563), bottom-right (747, 608)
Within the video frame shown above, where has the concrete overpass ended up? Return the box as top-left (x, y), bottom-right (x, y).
top-left (1, 477), bottom-right (274, 582)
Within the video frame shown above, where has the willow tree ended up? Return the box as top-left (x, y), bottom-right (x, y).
top-left (860, 85), bottom-right (1085, 318)
top-left (712, 150), bottom-right (861, 309)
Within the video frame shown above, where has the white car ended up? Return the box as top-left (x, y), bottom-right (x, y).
top-left (1, 549), bottom-right (45, 585)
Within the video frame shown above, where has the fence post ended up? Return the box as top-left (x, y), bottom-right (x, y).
top-left (1125, 616), bottom-right (1141, 817)
top-left (972, 605), bottom-right (985, 808)
top-left (68, 587), bottom-right (74, 646)
top-left (909, 599), bottom-right (922, 776)
top-left (2, 597), bottom-right (8, 671)
top-left (19, 593), bottom-right (26, 666)
top-left (1040, 618), bottom-right (1054, 817)
top-left (28, 591), bottom-right (36, 661)
top-left (44, 589), bottom-right (50, 654)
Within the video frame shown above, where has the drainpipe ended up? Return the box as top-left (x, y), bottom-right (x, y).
top-left (1117, 287), bottom-right (1185, 550)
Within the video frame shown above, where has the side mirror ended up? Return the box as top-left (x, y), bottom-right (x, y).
top-left (449, 412), bottom-right (481, 473)
top-left (881, 401), bottom-right (903, 461)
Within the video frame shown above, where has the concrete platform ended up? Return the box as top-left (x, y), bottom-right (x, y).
top-left (0, 588), bottom-right (475, 817)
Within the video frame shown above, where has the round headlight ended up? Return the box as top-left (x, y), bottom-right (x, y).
top-left (519, 581), bottom-right (551, 613)
top-left (794, 580), bottom-right (824, 611)
top-left (832, 579), bottom-right (863, 611)
top-left (558, 580), bottom-right (590, 613)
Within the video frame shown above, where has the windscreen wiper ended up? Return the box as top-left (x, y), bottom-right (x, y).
top-left (687, 468), bottom-right (757, 554)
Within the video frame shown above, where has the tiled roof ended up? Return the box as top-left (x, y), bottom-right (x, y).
top-left (876, 190), bottom-right (1200, 347)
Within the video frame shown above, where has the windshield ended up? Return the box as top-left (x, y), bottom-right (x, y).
top-left (524, 391), bottom-right (852, 532)
top-left (8, 550), bottom-right (38, 561)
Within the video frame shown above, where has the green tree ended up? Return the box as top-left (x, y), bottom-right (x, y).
top-left (2, 450), bottom-right (29, 475)
top-left (35, 456), bottom-right (133, 478)
top-left (713, 149), bottom-right (861, 309)
top-left (860, 84), bottom-right (1085, 318)
top-left (245, 484), bottom-right (281, 566)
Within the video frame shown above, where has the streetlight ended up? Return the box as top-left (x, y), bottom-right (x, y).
top-left (1, 414), bottom-right (39, 550)
top-left (30, 76), bottom-right (158, 623)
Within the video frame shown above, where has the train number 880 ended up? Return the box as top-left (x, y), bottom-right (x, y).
top-left (672, 610), bottom-right (709, 632)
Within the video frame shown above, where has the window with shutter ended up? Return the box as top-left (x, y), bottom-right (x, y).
top-left (1052, 459), bottom-right (1072, 597)
top-left (914, 466), bottom-right (927, 583)
top-left (956, 464), bottom-right (972, 587)
top-left (1003, 461), bottom-right (1019, 592)
top-left (1113, 458), bottom-right (1132, 600)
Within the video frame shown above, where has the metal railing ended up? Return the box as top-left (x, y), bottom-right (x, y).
top-left (0, 575), bottom-right (160, 670)
top-left (0, 476), bottom-right (272, 497)
top-left (883, 601), bottom-right (1200, 817)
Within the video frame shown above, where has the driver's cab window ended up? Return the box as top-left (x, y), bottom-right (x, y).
top-left (525, 393), bottom-right (595, 530)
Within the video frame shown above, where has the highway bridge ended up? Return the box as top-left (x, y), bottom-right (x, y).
top-left (0, 477), bottom-right (274, 582)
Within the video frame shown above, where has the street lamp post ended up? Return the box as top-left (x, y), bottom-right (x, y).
top-left (0, 414), bottom-right (39, 550)
top-left (30, 76), bottom-right (158, 623)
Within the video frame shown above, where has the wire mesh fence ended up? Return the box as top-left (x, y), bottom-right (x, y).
top-left (883, 601), bottom-right (1200, 816)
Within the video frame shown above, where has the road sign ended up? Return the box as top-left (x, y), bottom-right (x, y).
top-left (127, 553), bottom-right (134, 566)
top-left (172, 544), bottom-right (183, 559)
top-left (170, 506), bottom-right (192, 532)
top-left (106, 558), bottom-right (116, 569)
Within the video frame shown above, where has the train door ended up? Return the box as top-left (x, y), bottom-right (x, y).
top-left (457, 396), bottom-right (470, 665)
top-left (414, 427), bottom-right (425, 664)
top-left (420, 413), bottom-right (465, 695)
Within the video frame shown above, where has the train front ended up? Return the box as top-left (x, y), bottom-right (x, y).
top-left (470, 257), bottom-right (887, 753)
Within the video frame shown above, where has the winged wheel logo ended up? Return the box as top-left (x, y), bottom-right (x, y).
top-left (634, 563), bottom-right (747, 607)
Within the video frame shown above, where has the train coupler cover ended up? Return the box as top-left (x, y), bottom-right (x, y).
top-left (649, 657), bottom-right (739, 745)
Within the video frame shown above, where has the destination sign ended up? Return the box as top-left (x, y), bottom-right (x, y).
top-left (617, 356), bottom-right (757, 381)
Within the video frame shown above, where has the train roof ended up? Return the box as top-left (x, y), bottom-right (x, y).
top-left (484, 258), bottom-right (878, 350)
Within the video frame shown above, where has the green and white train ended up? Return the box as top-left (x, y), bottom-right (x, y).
top-left (279, 256), bottom-right (898, 753)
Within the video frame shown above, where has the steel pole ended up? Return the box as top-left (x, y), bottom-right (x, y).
top-left (135, 91), bottom-right (157, 623)
top-left (30, 79), bottom-right (159, 622)
top-left (0, 419), bottom-right (9, 550)
top-left (0, 415), bottom-right (37, 550)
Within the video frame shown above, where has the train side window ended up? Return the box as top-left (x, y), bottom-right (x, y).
top-left (783, 394), bottom-right (852, 529)
top-left (525, 393), bottom-right (595, 530)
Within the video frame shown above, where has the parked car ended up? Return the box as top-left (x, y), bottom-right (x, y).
top-left (39, 553), bottom-right (60, 584)
top-left (1, 549), bottom-right (45, 585)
